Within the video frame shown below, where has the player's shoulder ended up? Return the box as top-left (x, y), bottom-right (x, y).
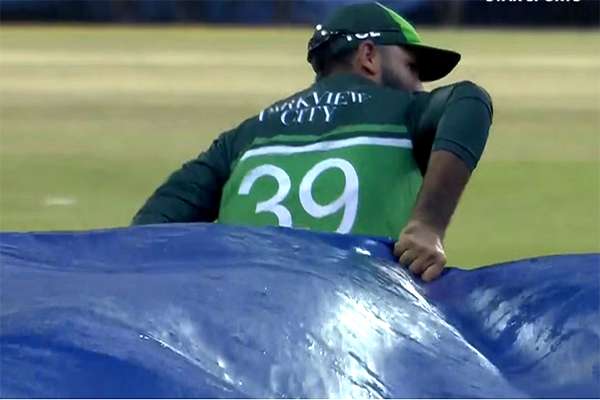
top-left (213, 87), bottom-right (307, 153)
top-left (411, 80), bottom-right (492, 119)
top-left (407, 80), bottom-right (494, 125)
top-left (431, 80), bottom-right (492, 106)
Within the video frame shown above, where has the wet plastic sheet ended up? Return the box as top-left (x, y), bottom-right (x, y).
top-left (1, 223), bottom-right (598, 398)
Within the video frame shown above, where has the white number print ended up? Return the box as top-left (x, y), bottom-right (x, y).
top-left (238, 164), bottom-right (292, 227)
top-left (237, 158), bottom-right (359, 233)
top-left (299, 158), bottom-right (358, 234)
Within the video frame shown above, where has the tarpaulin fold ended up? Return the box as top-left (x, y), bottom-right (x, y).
top-left (1, 223), bottom-right (598, 398)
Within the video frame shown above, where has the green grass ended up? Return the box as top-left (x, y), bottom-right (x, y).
top-left (1, 26), bottom-right (598, 267)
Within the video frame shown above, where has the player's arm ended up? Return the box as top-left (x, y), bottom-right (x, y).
top-left (131, 129), bottom-right (236, 225)
top-left (394, 81), bottom-right (493, 281)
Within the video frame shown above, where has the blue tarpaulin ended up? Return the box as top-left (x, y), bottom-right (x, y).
top-left (1, 223), bottom-right (599, 398)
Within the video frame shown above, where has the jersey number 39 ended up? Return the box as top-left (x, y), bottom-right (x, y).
top-left (237, 158), bottom-right (359, 233)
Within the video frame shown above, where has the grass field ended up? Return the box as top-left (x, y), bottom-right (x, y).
top-left (0, 26), bottom-right (598, 267)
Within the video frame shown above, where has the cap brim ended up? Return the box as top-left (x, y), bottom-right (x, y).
top-left (402, 44), bottom-right (461, 82)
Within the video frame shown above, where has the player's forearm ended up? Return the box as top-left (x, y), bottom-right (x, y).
top-left (131, 187), bottom-right (213, 225)
top-left (409, 150), bottom-right (471, 236)
top-left (131, 159), bottom-right (225, 225)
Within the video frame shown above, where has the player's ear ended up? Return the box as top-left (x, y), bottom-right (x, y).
top-left (354, 40), bottom-right (382, 79)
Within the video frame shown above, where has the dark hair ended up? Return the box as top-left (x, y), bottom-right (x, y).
top-left (310, 48), bottom-right (357, 81)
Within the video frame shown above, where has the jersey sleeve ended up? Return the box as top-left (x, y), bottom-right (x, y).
top-left (407, 81), bottom-right (493, 173)
top-left (131, 128), bottom-right (237, 225)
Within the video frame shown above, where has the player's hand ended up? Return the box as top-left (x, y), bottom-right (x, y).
top-left (393, 219), bottom-right (447, 282)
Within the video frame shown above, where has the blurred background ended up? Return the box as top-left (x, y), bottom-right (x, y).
top-left (1, 0), bottom-right (599, 25)
top-left (0, 0), bottom-right (598, 267)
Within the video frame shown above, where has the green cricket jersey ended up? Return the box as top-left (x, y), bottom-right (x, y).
top-left (132, 73), bottom-right (492, 239)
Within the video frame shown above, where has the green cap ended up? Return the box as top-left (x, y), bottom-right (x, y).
top-left (307, 2), bottom-right (461, 82)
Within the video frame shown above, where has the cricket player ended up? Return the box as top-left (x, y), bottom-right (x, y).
top-left (132, 2), bottom-right (493, 282)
